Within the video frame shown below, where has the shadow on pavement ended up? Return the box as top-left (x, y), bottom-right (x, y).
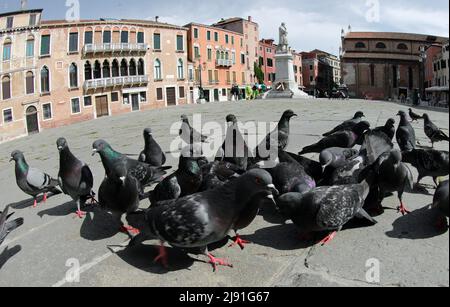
top-left (79, 209), bottom-right (121, 241)
top-left (386, 205), bottom-right (448, 240)
top-left (8, 192), bottom-right (62, 210)
top-left (37, 201), bottom-right (76, 218)
top-left (0, 245), bottom-right (22, 270)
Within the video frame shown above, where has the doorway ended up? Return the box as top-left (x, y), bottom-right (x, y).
top-left (26, 106), bottom-right (39, 135)
top-left (166, 87), bottom-right (177, 106)
top-left (95, 95), bottom-right (109, 118)
top-left (131, 93), bottom-right (140, 111)
top-left (203, 90), bottom-right (210, 102)
top-left (214, 89), bottom-right (220, 102)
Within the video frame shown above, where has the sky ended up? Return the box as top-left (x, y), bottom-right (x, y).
top-left (2, 0), bottom-right (449, 55)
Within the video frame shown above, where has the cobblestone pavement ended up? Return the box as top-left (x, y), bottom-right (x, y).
top-left (0, 98), bottom-right (448, 287)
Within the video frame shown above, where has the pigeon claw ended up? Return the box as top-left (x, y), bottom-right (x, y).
top-left (43, 193), bottom-right (48, 203)
top-left (319, 231), bottom-right (337, 246)
top-left (120, 225), bottom-right (140, 235)
top-left (397, 202), bottom-right (411, 216)
top-left (207, 254), bottom-right (233, 272)
top-left (75, 210), bottom-right (87, 219)
top-left (154, 244), bottom-right (169, 269)
top-left (33, 199), bottom-right (37, 208)
top-left (228, 234), bottom-right (251, 250)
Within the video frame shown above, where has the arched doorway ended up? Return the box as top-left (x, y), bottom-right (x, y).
top-left (26, 106), bottom-right (39, 134)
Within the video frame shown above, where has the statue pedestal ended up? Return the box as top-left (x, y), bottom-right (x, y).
top-left (265, 52), bottom-right (310, 99)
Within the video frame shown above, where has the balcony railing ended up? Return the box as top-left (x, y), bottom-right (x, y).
top-left (216, 59), bottom-right (233, 67)
top-left (84, 75), bottom-right (149, 90)
top-left (83, 43), bottom-right (148, 55)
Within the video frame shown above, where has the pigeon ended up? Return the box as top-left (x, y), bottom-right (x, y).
top-left (128, 169), bottom-right (278, 270)
top-left (319, 148), bottom-right (359, 172)
top-left (10, 150), bottom-right (61, 208)
top-left (396, 111), bottom-right (416, 152)
top-left (150, 152), bottom-right (203, 205)
top-left (432, 180), bottom-right (449, 229)
top-left (179, 114), bottom-right (208, 145)
top-left (372, 118), bottom-right (396, 141)
top-left (255, 110), bottom-right (298, 160)
top-left (138, 128), bottom-right (166, 167)
top-left (266, 160), bottom-right (316, 196)
top-left (277, 178), bottom-right (376, 245)
top-left (57, 138), bottom-right (96, 219)
top-left (360, 150), bottom-right (414, 215)
top-left (299, 121), bottom-right (370, 155)
top-left (281, 151), bottom-right (323, 183)
top-left (92, 140), bottom-right (170, 192)
top-left (401, 149), bottom-right (449, 187)
top-left (216, 114), bottom-right (253, 171)
top-left (409, 108), bottom-right (423, 122)
top-left (423, 114), bottom-right (449, 148)
top-left (0, 205), bottom-right (24, 246)
top-left (200, 161), bottom-right (242, 191)
top-left (322, 111), bottom-right (365, 137)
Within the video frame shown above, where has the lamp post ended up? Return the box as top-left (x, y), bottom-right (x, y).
top-left (196, 59), bottom-right (206, 103)
top-left (418, 45), bottom-right (427, 105)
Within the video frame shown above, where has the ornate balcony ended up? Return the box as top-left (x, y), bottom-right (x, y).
top-left (216, 59), bottom-right (233, 67)
top-left (84, 75), bottom-right (149, 90)
top-left (83, 43), bottom-right (148, 56)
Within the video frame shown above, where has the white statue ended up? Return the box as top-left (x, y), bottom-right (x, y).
top-left (278, 23), bottom-right (288, 52)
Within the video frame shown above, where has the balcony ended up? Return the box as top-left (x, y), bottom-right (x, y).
top-left (216, 59), bottom-right (233, 67)
top-left (83, 43), bottom-right (148, 56)
top-left (84, 75), bottom-right (149, 90)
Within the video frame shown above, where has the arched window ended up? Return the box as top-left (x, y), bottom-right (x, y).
top-left (102, 60), bottom-right (111, 78)
top-left (355, 42), bottom-right (366, 48)
top-left (26, 71), bottom-right (35, 94)
top-left (2, 76), bottom-right (11, 100)
top-left (69, 63), bottom-right (78, 88)
top-left (138, 59), bottom-right (145, 75)
top-left (3, 38), bottom-right (12, 61)
top-left (41, 66), bottom-right (50, 93)
top-left (154, 59), bottom-right (162, 80)
top-left (177, 59), bottom-right (184, 79)
top-left (398, 43), bottom-right (408, 50)
top-left (84, 61), bottom-right (92, 80)
top-left (376, 42), bottom-right (386, 49)
top-left (112, 59), bottom-right (119, 77)
top-left (129, 59), bottom-right (137, 76)
top-left (93, 60), bottom-right (101, 79)
top-left (221, 51), bottom-right (225, 59)
top-left (225, 52), bottom-right (229, 60)
top-left (120, 59), bottom-right (128, 76)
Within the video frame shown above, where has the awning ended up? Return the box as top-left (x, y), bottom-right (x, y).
top-left (426, 86), bottom-right (449, 92)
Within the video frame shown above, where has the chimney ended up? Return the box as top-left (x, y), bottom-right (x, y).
top-left (155, 16), bottom-right (159, 23)
top-left (248, 16), bottom-right (252, 22)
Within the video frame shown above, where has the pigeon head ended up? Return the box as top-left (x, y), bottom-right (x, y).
top-left (226, 114), bottom-right (237, 124)
top-left (179, 156), bottom-right (202, 177)
top-left (354, 111), bottom-right (365, 119)
top-left (92, 139), bottom-right (111, 155)
top-left (389, 150), bottom-right (402, 164)
top-left (352, 121), bottom-right (371, 135)
top-left (180, 114), bottom-right (189, 123)
top-left (10, 150), bottom-right (24, 162)
top-left (422, 113), bottom-right (430, 121)
top-left (319, 150), bottom-right (333, 171)
top-left (236, 169), bottom-right (279, 204)
top-left (276, 193), bottom-right (303, 217)
top-left (282, 110), bottom-right (298, 120)
top-left (56, 138), bottom-right (68, 151)
top-left (396, 110), bottom-right (407, 118)
top-left (386, 118), bottom-right (396, 127)
top-left (143, 128), bottom-right (153, 136)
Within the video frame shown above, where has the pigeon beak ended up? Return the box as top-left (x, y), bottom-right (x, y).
top-left (266, 194), bottom-right (277, 205)
top-left (266, 184), bottom-right (279, 196)
top-left (322, 165), bottom-right (327, 173)
top-left (92, 149), bottom-right (98, 156)
top-left (9, 157), bottom-right (13, 162)
top-left (120, 176), bottom-right (126, 185)
top-left (57, 146), bottom-right (63, 151)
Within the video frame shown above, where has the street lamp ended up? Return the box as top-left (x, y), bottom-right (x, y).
top-left (418, 44), bottom-right (429, 105)
top-left (196, 58), bottom-right (206, 103)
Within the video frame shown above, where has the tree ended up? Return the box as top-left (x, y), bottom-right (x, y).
top-left (254, 62), bottom-right (264, 84)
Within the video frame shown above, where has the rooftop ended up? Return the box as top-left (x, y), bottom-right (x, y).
top-left (344, 31), bottom-right (448, 43)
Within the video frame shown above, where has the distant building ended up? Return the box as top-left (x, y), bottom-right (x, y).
top-left (301, 50), bottom-right (338, 95)
top-left (258, 39), bottom-right (276, 86)
top-left (292, 51), bottom-right (304, 89)
top-left (341, 31), bottom-right (448, 100)
top-left (426, 40), bottom-right (449, 107)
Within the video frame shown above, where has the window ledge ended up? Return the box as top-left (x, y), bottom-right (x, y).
top-left (176, 50), bottom-right (185, 53)
top-left (39, 55), bottom-right (51, 59)
top-left (69, 87), bottom-right (80, 91)
top-left (40, 92), bottom-right (51, 97)
top-left (154, 79), bottom-right (163, 82)
top-left (68, 51), bottom-right (79, 55)
top-left (153, 49), bottom-right (162, 53)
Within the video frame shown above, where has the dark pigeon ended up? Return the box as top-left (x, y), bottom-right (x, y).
top-left (200, 161), bottom-right (242, 191)
top-left (322, 111), bottom-right (365, 137)
top-left (255, 110), bottom-right (298, 160)
top-left (216, 114), bottom-right (253, 171)
top-left (179, 114), bottom-right (208, 145)
top-left (128, 169), bottom-right (278, 270)
top-left (281, 151), bottom-right (323, 183)
top-left (372, 118), bottom-right (396, 141)
top-left (319, 147), bottom-right (359, 172)
top-left (409, 108), bottom-right (423, 122)
top-left (0, 205), bottom-right (24, 246)
top-left (266, 159), bottom-right (316, 196)
top-left (277, 179), bottom-right (376, 245)
top-left (57, 138), bottom-right (96, 219)
top-left (396, 111), bottom-right (416, 152)
top-left (138, 128), bottom-right (166, 167)
top-left (433, 180), bottom-right (449, 229)
top-left (401, 149), bottom-right (449, 187)
top-left (10, 150), bottom-right (61, 208)
top-left (299, 121), bottom-right (370, 155)
top-left (423, 114), bottom-right (449, 148)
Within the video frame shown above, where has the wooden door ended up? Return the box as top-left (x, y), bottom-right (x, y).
top-left (166, 87), bottom-right (176, 106)
top-left (95, 95), bottom-right (109, 117)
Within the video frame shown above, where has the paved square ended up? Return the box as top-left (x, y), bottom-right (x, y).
top-left (0, 98), bottom-right (448, 287)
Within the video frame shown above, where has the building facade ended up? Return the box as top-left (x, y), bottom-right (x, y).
top-left (341, 31), bottom-right (448, 100)
top-left (426, 40), bottom-right (449, 106)
top-left (292, 51), bottom-right (304, 88)
top-left (1, 9), bottom-right (190, 143)
top-left (258, 39), bottom-right (276, 86)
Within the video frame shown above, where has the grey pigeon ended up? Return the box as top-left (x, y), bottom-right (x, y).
top-left (396, 111), bottom-right (416, 152)
top-left (0, 205), bottom-right (24, 246)
top-left (299, 121), bottom-right (370, 155)
top-left (128, 169), bottom-right (278, 270)
top-left (10, 151), bottom-right (61, 208)
top-left (409, 108), bottom-right (423, 122)
top-left (255, 110), bottom-right (298, 160)
top-left (319, 147), bottom-right (359, 172)
top-left (266, 160), bottom-right (316, 196)
top-left (423, 114), bottom-right (449, 148)
top-left (322, 111), bottom-right (365, 137)
top-left (277, 178), bottom-right (376, 245)
top-left (373, 118), bottom-right (396, 141)
top-left (200, 161), bottom-right (241, 191)
top-left (57, 138), bottom-right (96, 219)
top-left (433, 180), bottom-right (449, 229)
top-left (402, 149), bottom-right (449, 187)
top-left (138, 128), bottom-right (166, 167)
top-left (179, 114), bottom-right (208, 145)
top-left (216, 114), bottom-right (253, 171)
top-left (281, 151), bottom-right (323, 183)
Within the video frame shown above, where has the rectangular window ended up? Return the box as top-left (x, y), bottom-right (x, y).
top-left (153, 33), bottom-right (161, 50)
top-left (241, 54), bottom-right (245, 64)
top-left (3, 108), bottom-right (12, 123)
top-left (122, 93), bottom-right (130, 104)
top-left (111, 92), bottom-right (119, 102)
top-left (309, 65), bottom-right (313, 70)
top-left (156, 88), bottom-right (163, 100)
top-left (140, 91), bottom-right (147, 102)
top-left (231, 36), bottom-right (234, 45)
top-left (242, 72), bottom-right (246, 83)
top-left (2, 77), bottom-right (11, 99)
top-left (71, 98), bottom-right (81, 114)
top-left (207, 48), bottom-right (212, 61)
top-left (225, 34), bottom-right (229, 44)
top-left (137, 32), bottom-right (144, 44)
top-left (121, 31), bottom-right (129, 43)
top-left (29, 14), bottom-right (37, 26)
top-left (232, 72), bottom-right (237, 83)
top-left (179, 86), bottom-right (185, 98)
top-left (26, 40), bottom-right (34, 57)
top-left (208, 70), bottom-right (213, 82)
top-left (176, 35), bottom-right (184, 51)
top-left (207, 31), bottom-right (211, 41)
top-left (214, 70), bottom-right (219, 82)
top-left (6, 17), bottom-right (14, 29)
top-left (222, 89), bottom-right (226, 96)
top-left (226, 71), bottom-right (230, 83)
top-left (214, 32), bottom-right (219, 42)
top-left (3, 44), bottom-right (11, 61)
top-left (84, 31), bottom-right (93, 44)
top-left (42, 103), bottom-right (52, 120)
top-left (26, 72), bottom-right (34, 94)
top-left (267, 58), bottom-right (273, 67)
top-left (103, 31), bottom-right (111, 44)
top-left (69, 32), bottom-right (78, 52)
top-left (81, 96), bottom-right (91, 107)
top-left (240, 38), bottom-right (243, 47)
top-left (194, 28), bottom-right (199, 39)
top-left (194, 46), bottom-right (200, 59)
top-left (40, 35), bottom-right (51, 56)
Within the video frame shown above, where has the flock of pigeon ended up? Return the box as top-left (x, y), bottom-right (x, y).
top-left (1, 107), bottom-right (449, 272)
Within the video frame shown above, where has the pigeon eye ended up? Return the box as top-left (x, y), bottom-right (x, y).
top-left (255, 177), bottom-right (262, 185)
